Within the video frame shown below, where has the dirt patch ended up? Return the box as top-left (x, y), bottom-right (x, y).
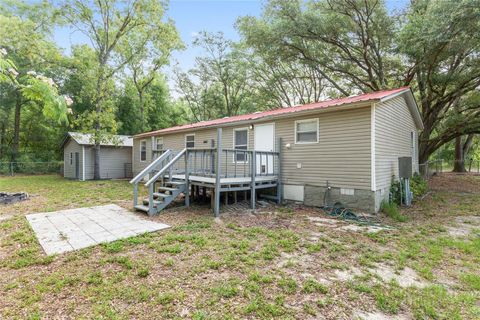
top-left (307, 216), bottom-right (393, 234)
top-left (333, 266), bottom-right (363, 282)
top-left (354, 310), bottom-right (411, 320)
top-left (447, 215), bottom-right (480, 237)
top-left (429, 173), bottom-right (480, 193)
top-left (372, 263), bottom-right (427, 288)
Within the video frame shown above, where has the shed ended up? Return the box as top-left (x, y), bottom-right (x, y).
top-left (61, 132), bottom-right (133, 180)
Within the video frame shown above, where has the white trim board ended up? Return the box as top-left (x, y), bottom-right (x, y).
top-left (82, 146), bottom-right (85, 181)
top-left (370, 103), bottom-right (376, 191)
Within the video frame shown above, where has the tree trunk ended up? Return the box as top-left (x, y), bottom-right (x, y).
top-left (0, 121), bottom-right (5, 159)
top-left (93, 66), bottom-right (105, 180)
top-left (139, 90), bottom-right (144, 132)
top-left (11, 93), bottom-right (21, 162)
top-left (462, 134), bottom-right (474, 160)
top-left (452, 136), bottom-right (466, 172)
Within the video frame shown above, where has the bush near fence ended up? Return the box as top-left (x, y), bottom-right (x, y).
top-left (0, 162), bottom-right (63, 176)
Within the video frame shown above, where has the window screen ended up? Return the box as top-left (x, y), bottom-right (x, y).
top-left (140, 140), bottom-right (147, 161)
top-left (234, 129), bottom-right (248, 162)
top-left (185, 135), bottom-right (195, 148)
top-left (156, 137), bottom-right (163, 151)
top-left (296, 119), bottom-right (318, 143)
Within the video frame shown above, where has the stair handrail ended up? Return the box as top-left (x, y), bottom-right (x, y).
top-left (129, 149), bottom-right (172, 184)
top-left (145, 148), bottom-right (187, 187)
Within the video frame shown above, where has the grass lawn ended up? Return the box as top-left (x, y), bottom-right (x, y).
top-left (0, 174), bottom-right (479, 319)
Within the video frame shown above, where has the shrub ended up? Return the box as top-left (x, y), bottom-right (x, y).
top-left (410, 173), bottom-right (428, 198)
top-left (389, 173), bottom-right (428, 205)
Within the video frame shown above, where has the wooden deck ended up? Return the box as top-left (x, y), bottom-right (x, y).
top-left (131, 128), bottom-right (282, 216)
top-left (171, 174), bottom-right (278, 192)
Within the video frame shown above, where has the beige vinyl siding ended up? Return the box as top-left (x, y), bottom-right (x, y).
top-left (132, 126), bottom-right (255, 175)
top-left (63, 140), bottom-right (82, 179)
top-left (133, 106), bottom-right (371, 188)
top-left (375, 96), bottom-right (418, 191)
top-left (272, 106), bottom-right (372, 189)
top-left (84, 146), bottom-right (132, 180)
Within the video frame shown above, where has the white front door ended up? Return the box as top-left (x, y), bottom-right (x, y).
top-left (254, 123), bottom-right (275, 175)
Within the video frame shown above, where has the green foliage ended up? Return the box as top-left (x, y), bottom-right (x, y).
top-left (381, 201), bottom-right (408, 223)
top-left (410, 173), bottom-right (428, 198)
top-left (237, 0), bottom-right (480, 163)
top-left (174, 31), bottom-right (258, 121)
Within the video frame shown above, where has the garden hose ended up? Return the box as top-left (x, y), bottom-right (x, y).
top-left (320, 183), bottom-right (391, 229)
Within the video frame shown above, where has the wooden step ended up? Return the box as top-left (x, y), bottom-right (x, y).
top-left (143, 199), bottom-right (163, 207)
top-left (158, 186), bottom-right (177, 192)
top-left (165, 181), bottom-right (186, 186)
top-left (153, 192), bottom-right (171, 199)
top-left (134, 204), bottom-right (149, 212)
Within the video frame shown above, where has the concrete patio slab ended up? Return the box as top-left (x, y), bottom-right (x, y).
top-left (26, 204), bottom-right (170, 255)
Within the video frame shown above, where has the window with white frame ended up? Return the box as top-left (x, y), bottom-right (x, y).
top-left (70, 153), bottom-right (73, 165)
top-left (234, 128), bottom-right (248, 162)
top-left (185, 134), bottom-right (195, 148)
top-left (140, 140), bottom-right (147, 162)
top-left (155, 137), bottom-right (163, 151)
top-left (295, 119), bottom-right (319, 143)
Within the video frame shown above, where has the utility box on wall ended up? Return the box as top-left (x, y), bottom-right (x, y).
top-left (398, 157), bottom-right (412, 179)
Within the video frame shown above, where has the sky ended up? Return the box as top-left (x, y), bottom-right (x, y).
top-left (52, 0), bottom-right (409, 88)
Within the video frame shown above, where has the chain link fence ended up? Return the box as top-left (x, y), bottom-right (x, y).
top-left (419, 159), bottom-right (443, 180)
top-left (419, 159), bottom-right (480, 179)
top-left (0, 161), bottom-right (63, 176)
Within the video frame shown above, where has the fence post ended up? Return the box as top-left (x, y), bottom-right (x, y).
top-left (10, 162), bottom-right (13, 176)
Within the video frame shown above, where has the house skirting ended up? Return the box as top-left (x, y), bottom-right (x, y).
top-left (283, 184), bottom-right (378, 213)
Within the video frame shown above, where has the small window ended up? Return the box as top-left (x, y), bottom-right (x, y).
top-left (295, 119), bottom-right (319, 143)
top-left (140, 140), bottom-right (147, 162)
top-left (185, 134), bottom-right (195, 148)
top-left (234, 128), bottom-right (248, 162)
top-left (70, 153), bottom-right (73, 165)
top-left (155, 137), bottom-right (163, 151)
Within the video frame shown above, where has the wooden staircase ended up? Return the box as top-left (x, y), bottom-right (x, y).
top-left (130, 149), bottom-right (189, 216)
top-left (134, 178), bottom-right (186, 214)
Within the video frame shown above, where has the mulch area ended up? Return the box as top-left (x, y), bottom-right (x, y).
top-left (428, 172), bottom-right (480, 193)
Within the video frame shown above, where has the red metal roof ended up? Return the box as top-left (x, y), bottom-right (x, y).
top-left (135, 87), bottom-right (410, 138)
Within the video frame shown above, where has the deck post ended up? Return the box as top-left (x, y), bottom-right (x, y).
top-left (250, 151), bottom-right (256, 210)
top-left (148, 183), bottom-right (154, 215)
top-left (276, 137), bottom-right (283, 204)
top-left (214, 128), bottom-right (222, 217)
top-left (133, 184), bottom-right (138, 207)
top-left (185, 150), bottom-right (190, 207)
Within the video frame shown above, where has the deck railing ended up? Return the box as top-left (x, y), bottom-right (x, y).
top-left (131, 128), bottom-right (282, 216)
top-left (184, 148), bottom-right (280, 179)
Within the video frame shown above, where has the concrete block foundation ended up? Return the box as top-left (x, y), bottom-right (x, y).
top-left (304, 185), bottom-right (377, 213)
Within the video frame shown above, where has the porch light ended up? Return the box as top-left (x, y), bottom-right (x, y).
top-left (249, 124), bottom-right (254, 130)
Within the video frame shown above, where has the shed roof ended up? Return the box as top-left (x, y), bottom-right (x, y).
top-left (63, 132), bottom-right (133, 148)
top-left (135, 86), bottom-right (422, 138)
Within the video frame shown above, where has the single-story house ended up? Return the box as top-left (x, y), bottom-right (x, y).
top-left (131, 86), bottom-right (423, 214)
top-left (62, 132), bottom-right (133, 180)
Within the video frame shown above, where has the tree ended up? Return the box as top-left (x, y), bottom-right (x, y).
top-left (116, 76), bottom-right (187, 135)
top-left (121, 17), bottom-right (182, 131)
top-left (0, 1), bottom-right (68, 161)
top-left (63, 0), bottom-right (181, 179)
top-left (237, 0), bottom-right (480, 163)
top-left (174, 31), bottom-right (256, 121)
